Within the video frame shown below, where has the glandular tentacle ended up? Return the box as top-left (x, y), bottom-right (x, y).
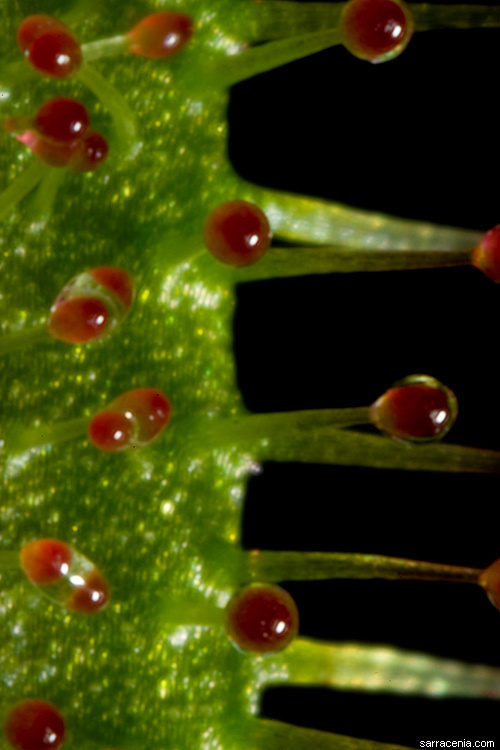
top-left (195, 374), bottom-right (459, 451)
top-left (196, 409), bottom-right (500, 473)
top-left (7, 387), bottom-right (169, 454)
top-left (238, 0), bottom-right (500, 45)
top-left (0, 266), bottom-right (134, 358)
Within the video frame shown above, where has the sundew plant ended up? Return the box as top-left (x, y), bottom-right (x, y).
top-left (2, 1), bottom-right (500, 750)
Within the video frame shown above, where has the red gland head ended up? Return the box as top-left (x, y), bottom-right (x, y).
top-left (48, 267), bottom-right (134, 344)
top-left (19, 14), bottom-right (82, 78)
top-left (13, 129), bottom-right (79, 168)
top-left (20, 539), bottom-right (73, 586)
top-left (108, 388), bottom-right (171, 445)
top-left (65, 566), bottom-right (110, 614)
top-left (32, 137), bottom-right (79, 168)
top-left (472, 225), bottom-right (500, 282)
top-left (3, 699), bottom-right (65, 750)
top-left (203, 200), bottom-right (272, 267)
top-left (88, 389), bottom-right (171, 452)
top-left (18, 541), bottom-right (110, 614)
top-left (340, 0), bottom-right (414, 63)
top-left (479, 558), bottom-right (500, 612)
top-left (88, 267), bottom-right (134, 312)
top-left (17, 15), bottom-right (66, 54)
top-left (88, 409), bottom-right (137, 452)
top-left (68, 131), bottom-right (109, 173)
top-left (225, 584), bottom-right (299, 654)
top-left (35, 98), bottom-right (89, 143)
top-left (370, 374), bottom-right (458, 442)
top-left (127, 12), bottom-right (194, 59)
top-left (48, 296), bottom-right (109, 343)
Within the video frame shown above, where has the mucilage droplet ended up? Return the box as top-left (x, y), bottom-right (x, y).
top-left (17, 14), bottom-right (82, 77)
top-left (35, 97), bottom-right (89, 143)
top-left (340, 0), bottom-right (414, 63)
top-left (472, 225), bottom-right (500, 283)
top-left (127, 12), bottom-right (194, 59)
top-left (225, 583), bottom-right (299, 654)
top-left (20, 538), bottom-right (73, 586)
top-left (369, 374), bottom-right (458, 442)
top-left (479, 558), bottom-right (500, 612)
top-left (48, 267), bottom-right (134, 344)
top-left (203, 200), bottom-right (272, 267)
top-left (88, 388), bottom-right (171, 452)
top-left (20, 538), bottom-right (109, 614)
top-left (3, 699), bottom-right (65, 750)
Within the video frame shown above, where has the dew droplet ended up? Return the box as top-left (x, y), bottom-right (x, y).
top-left (225, 584), bottom-right (299, 654)
top-left (340, 0), bottom-right (414, 63)
top-left (17, 15), bottom-right (82, 78)
top-left (35, 98), bottom-right (89, 143)
top-left (88, 389), bottom-right (171, 452)
top-left (203, 200), bottom-right (272, 267)
top-left (472, 225), bottom-right (500, 282)
top-left (370, 374), bottom-right (458, 442)
top-left (3, 699), bottom-right (65, 750)
top-left (48, 267), bottom-right (134, 344)
top-left (17, 15), bottom-right (67, 55)
top-left (127, 12), bottom-right (194, 59)
top-left (20, 538), bottom-right (109, 614)
top-left (479, 558), bottom-right (500, 612)
top-left (68, 131), bottom-right (109, 173)
top-left (20, 538), bottom-right (72, 586)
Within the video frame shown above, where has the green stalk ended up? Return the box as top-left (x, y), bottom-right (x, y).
top-left (413, 4), bottom-right (500, 30)
top-left (241, 185), bottom-right (483, 249)
top-left (8, 416), bottom-right (90, 454)
top-left (232, 0), bottom-right (344, 41)
top-left (259, 639), bottom-right (500, 698)
top-left (263, 427), bottom-right (500, 473)
top-left (77, 63), bottom-right (138, 159)
top-left (0, 324), bottom-right (50, 356)
top-left (244, 718), bottom-right (412, 750)
top-left (208, 28), bottom-right (343, 87)
top-left (193, 411), bottom-right (500, 474)
top-left (231, 245), bottom-right (472, 282)
top-left (246, 550), bottom-right (481, 583)
top-left (0, 161), bottom-right (47, 222)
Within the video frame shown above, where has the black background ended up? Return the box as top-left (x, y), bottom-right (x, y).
top-left (229, 11), bottom-right (500, 749)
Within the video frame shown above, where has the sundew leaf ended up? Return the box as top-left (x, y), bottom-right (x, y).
top-left (2, 1), bottom-right (500, 749)
top-left (0, 1), bottom-right (261, 747)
